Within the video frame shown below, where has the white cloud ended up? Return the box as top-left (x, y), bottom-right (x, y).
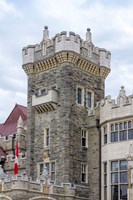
top-left (0, 0), bottom-right (133, 122)
top-left (0, 88), bottom-right (26, 123)
top-left (0, 0), bottom-right (21, 20)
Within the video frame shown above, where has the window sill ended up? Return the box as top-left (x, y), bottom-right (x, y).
top-left (82, 146), bottom-right (88, 150)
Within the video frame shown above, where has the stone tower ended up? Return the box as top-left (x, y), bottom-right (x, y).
top-left (22, 27), bottom-right (111, 200)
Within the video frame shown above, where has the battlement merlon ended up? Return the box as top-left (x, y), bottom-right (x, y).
top-left (22, 27), bottom-right (111, 68)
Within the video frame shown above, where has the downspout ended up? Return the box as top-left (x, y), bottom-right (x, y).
top-left (96, 118), bottom-right (101, 200)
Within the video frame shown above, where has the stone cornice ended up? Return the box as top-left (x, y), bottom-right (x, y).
top-left (22, 63), bottom-right (34, 75)
top-left (22, 51), bottom-right (110, 79)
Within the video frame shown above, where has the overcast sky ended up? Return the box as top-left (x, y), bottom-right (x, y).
top-left (0, 0), bottom-right (133, 123)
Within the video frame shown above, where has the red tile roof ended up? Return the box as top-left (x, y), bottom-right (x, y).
top-left (0, 104), bottom-right (27, 136)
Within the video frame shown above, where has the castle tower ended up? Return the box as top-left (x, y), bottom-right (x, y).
top-left (22, 27), bottom-right (111, 200)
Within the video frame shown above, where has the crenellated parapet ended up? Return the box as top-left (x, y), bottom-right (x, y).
top-left (22, 26), bottom-right (111, 79)
top-left (0, 173), bottom-right (89, 199)
top-left (4, 154), bottom-right (26, 172)
top-left (0, 172), bottom-right (89, 199)
top-left (100, 86), bottom-right (133, 124)
top-left (0, 133), bottom-right (26, 152)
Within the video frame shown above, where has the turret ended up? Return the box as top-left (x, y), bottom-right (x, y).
top-left (17, 116), bottom-right (24, 134)
top-left (22, 27), bottom-right (111, 78)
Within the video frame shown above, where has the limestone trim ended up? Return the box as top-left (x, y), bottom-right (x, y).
top-left (23, 51), bottom-right (110, 78)
top-left (0, 195), bottom-right (12, 200)
top-left (29, 197), bottom-right (55, 200)
top-left (22, 63), bottom-right (34, 74)
top-left (100, 116), bottom-right (133, 127)
top-left (33, 103), bottom-right (57, 113)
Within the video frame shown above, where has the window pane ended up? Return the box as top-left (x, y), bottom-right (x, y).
top-left (51, 172), bottom-right (55, 181)
top-left (128, 129), bottom-right (133, 139)
top-left (82, 130), bottom-right (87, 147)
top-left (40, 163), bottom-right (44, 175)
top-left (104, 134), bottom-right (107, 144)
top-left (120, 160), bottom-right (127, 170)
top-left (82, 138), bottom-right (86, 146)
top-left (82, 130), bottom-right (86, 137)
top-left (120, 172), bottom-right (127, 183)
top-left (45, 163), bottom-right (49, 172)
top-left (120, 130), bottom-right (127, 141)
top-left (120, 185), bottom-right (127, 200)
top-left (111, 124), bottom-right (114, 132)
top-left (111, 173), bottom-right (118, 183)
top-left (111, 132), bottom-right (118, 142)
top-left (77, 88), bottom-right (82, 104)
top-left (87, 92), bottom-right (91, 107)
top-left (104, 186), bottom-right (107, 200)
top-left (82, 173), bottom-right (86, 182)
top-left (111, 161), bottom-right (118, 171)
top-left (82, 164), bottom-right (86, 172)
top-left (46, 128), bottom-right (50, 146)
top-left (128, 121), bottom-right (131, 128)
top-left (119, 123), bottom-right (123, 130)
top-left (111, 185), bottom-right (118, 200)
top-left (104, 126), bottom-right (107, 134)
top-left (115, 124), bottom-right (118, 131)
top-left (104, 174), bottom-right (107, 185)
top-left (104, 162), bottom-right (107, 173)
top-left (51, 162), bottom-right (55, 171)
top-left (124, 122), bottom-right (127, 129)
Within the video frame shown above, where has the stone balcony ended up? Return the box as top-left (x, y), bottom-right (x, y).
top-left (32, 90), bottom-right (58, 113)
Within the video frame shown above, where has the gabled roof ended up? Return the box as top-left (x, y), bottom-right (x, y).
top-left (0, 104), bottom-right (27, 136)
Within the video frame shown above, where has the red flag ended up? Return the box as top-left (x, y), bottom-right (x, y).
top-left (14, 141), bottom-right (19, 175)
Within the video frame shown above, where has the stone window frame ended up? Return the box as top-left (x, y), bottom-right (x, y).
top-left (38, 161), bottom-right (56, 181)
top-left (81, 129), bottom-right (88, 148)
top-left (44, 128), bottom-right (50, 147)
top-left (103, 162), bottom-right (107, 200)
top-left (81, 163), bottom-right (88, 183)
top-left (110, 120), bottom-right (133, 143)
top-left (85, 89), bottom-right (94, 108)
top-left (76, 85), bottom-right (84, 106)
top-left (36, 87), bottom-right (48, 96)
top-left (110, 159), bottom-right (127, 200)
top-left (103, 125), bottom-right (107, 145)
